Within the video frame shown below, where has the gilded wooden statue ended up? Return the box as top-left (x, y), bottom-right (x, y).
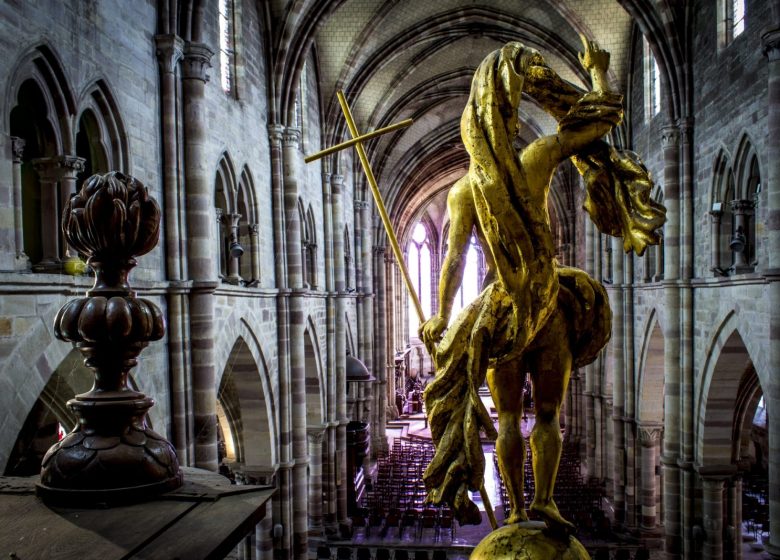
top-left (419, 35), bottom-right (666, 541)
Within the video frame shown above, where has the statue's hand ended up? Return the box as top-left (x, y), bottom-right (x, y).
top-left (578, 34), bottom-right (610, 74)
top-left (419, 315), bottom-right (447, 347)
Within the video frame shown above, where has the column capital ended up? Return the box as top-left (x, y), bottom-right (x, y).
top-left (763, 28), bottom-right (780, 61)
top-left (637, 424), bottom-right (663, 447)
top-left (181, 42), bottom-right (214, 82)
top-left (695, 463), bottom-right (738, 480)
top-left (268, 124), bottom-right (285, 145)
top-left (661, 124), bottom-right (680, 147)
top-left (677, 117), bottom-right (694, 143)
top-left (11, 136), bottom-right (25, 163)
top-left (354, 200), bottom-right (370, 211)
top-left (730, 198), bottom-right (755, 215)
top-left (282, 127), bottom-right (301, 148)
top-left (215, 207), bottom-right (223, 221)
top-left (373, 245), bottom-right (386, 255)
top-left (224, 212), bottom-right (242, 227)
top-left (248, 223), bottom-right (260, 235)
top-left (709, 208), bottom-right (723, 220)
top-left (32, 155), bottom-right (85, 180)
top-left (307, 425), bottom-right (327, 444)
top-left (154, 34), bottom-right (184, 74)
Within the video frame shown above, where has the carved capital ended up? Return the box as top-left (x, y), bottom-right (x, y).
top-left (181, 42), bottom-right (214, 82)
top-left (307, 425), bottom-right (327, 445)
top-left (354, 200), bottom-right (369, 210)
top-left (763, 28), bottom-right (780, 61)
top-left (215, 207), bottom-right (223, 222)
top-left (224, 212), bottom-right (242, 227)
top-left (677, 117), bottom-right (694, 144)
top-left (638, 425), bottom-right (663, 447)
top-left (248, 223), bottom-right (260, 235)
top-left (154, 34), bottom-right (184, 74)
top-left (374, 245), bottom-right (386, 255)
top-left (11, 136), bottom-right (25, 163)
top-left (730, 198), bottom-right (755, 215)
top-left (709, 209), bottom-right (723, 221)
top-left (32, 155), bottom-right (86, 180)
top-left (268, 124), bottom-right (284, 146)
top-left (661, 125), bottom-right (679, 148)
top-left (282, 127), bottom-right (301, 148)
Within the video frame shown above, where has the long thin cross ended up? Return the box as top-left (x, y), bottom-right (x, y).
top-left (305, 91), bottom-right (426, 333)
top-left (305, 92), bottom-right (499, 531)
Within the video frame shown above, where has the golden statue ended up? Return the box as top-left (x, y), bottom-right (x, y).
top-left (419, 35), bottom-right (666, 548)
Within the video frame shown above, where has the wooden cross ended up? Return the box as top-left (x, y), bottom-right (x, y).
top-left (305, 90), bottom-right (426, 327)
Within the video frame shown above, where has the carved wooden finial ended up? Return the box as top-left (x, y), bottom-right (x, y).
top-left (38, 172), bottom-right (182, 505)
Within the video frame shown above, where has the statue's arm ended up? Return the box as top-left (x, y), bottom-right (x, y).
top-left (521, 38), bottom-right (620, 176)
top-left (419, 178), bottom-right (474, 345)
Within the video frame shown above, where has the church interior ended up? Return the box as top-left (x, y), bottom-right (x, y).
top-left (0, 0), bottom-right (776, 559)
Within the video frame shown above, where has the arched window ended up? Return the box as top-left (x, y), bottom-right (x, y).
top-left (711, 141), bottom-right (759, 276)
top-left (218, 0), bottom-right (236, 95)
top-left (644, 188), bottom-right (665, 282)
top-left (215, 154), bottom-right (246, 284)
top-left (407, 222), bottom-right (432, 336)
top-left (644, 38), bottom-right (661, 120)
top-left (719, 0), bottom-right (746, 47)
top-left (306, 206), bottom-right (318, 290)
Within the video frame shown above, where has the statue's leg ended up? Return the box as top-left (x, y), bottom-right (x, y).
top-left (527, 312), bottom-right (575, 530)
top-left (487, 357), bottom-right (528, 524)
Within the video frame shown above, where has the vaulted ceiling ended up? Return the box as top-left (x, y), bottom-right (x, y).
top-left (270, 0), bottom-right (635, 240)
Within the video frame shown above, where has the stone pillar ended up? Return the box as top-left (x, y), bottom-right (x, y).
top-left (639, 425), bottom-right (663, 531)
top-left (156, 33), bottom-right (190, 463)
top-left (762, 28), bottom-right (780, 560)
top-left (225, 212), bottom-right (242, 283)
top-left (729, 199), bottom-right (755, 273)
top-left (256, 504), bottom-right (274, 560)
top-left (11, 137), bottom-right (28, 269)
top-left (181, 42), bottom-right (218, 471)
top-left (31, 156), bottom-right (85, 271)
top-left (281, 127), bottom-right (308, 560)
top-left (727, 474), bottom-right (743, 560)
top-left (373, 244), bottom-right (389, 454)
top-left (584, 219), bottom-right (597, 479)
top-left (698, 470), bottom-right (733, 560)
top-left (330, 172), bottom-right (349, 531)
top-left (307, 426), bottom-right (326, 535)
top-left (610, 237), bottom-right (626, 524)
top-left (249, 223), bottom-right (261, 283)
top-left (660, 123), bottom-right (682, 560)
top-left (709, 210), bottom-right (723, 273)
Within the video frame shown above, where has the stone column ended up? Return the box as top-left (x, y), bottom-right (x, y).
top-left (249, 223), bottom-right (261, 284)
top-left (225, 212), bottom-right (242, 284)
top-left (155, 33), bottom-right (190, 462)
top-left (282, 127), bottom-right (308, 560)
top-left (762, 28), bottom-right (780, 560)
top-left (215, 207), bottom-right (225, 278)
top-left (709, 209), bottom-right (723, 273)
top-left (698, 469), bottom-right (734, 560)
top-left (307, 426), bottom-right (326, 536)
top-left (330, 172), bottom-right (349, 532)
top-left (373, 244), bottom-right (389, 454)
top-left (624, 253), bottom-right (637, 529)
top-left (32, 156), bottom-right (85, 271)
top-left (660, 123), bottom-right (682, 560)
top-left (181, 42), bottom-right (218, 471)
top-left (256, 504), bottom-right (274, 560)
top-left (727, 474), bottom-right (743, 560)
top-left (610, 237), bottom-right (626, 524)
top-left (729, 199), bottom-right (755, 273)
top-left (638, 425), bottom-right (663, 531)
top-left (11, 137), bottom-right (29, 269)
top-left (584, 219), bottom-right (597, 479)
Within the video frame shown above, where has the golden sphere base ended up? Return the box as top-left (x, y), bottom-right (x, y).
top-left (470, 521), bottom-right (589, 560)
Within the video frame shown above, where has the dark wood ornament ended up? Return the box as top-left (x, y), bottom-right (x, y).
top-left (37, 172), bottom-right (182, 505)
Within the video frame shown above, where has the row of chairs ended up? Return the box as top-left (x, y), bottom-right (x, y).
top-left (351, 505), bottom-right (455, 542)
top-left (316, 546), bottom-right (447, 560)
top-left (591, 548), bottom-right (650, 560)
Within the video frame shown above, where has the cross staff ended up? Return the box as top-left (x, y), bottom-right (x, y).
top-left (305, 91), bottom-right (499, 531)
top-left (305, 90), bottom-right (430, 354)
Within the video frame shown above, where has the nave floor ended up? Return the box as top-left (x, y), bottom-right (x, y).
top-left (310, 409), bottom-right (770, 560)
